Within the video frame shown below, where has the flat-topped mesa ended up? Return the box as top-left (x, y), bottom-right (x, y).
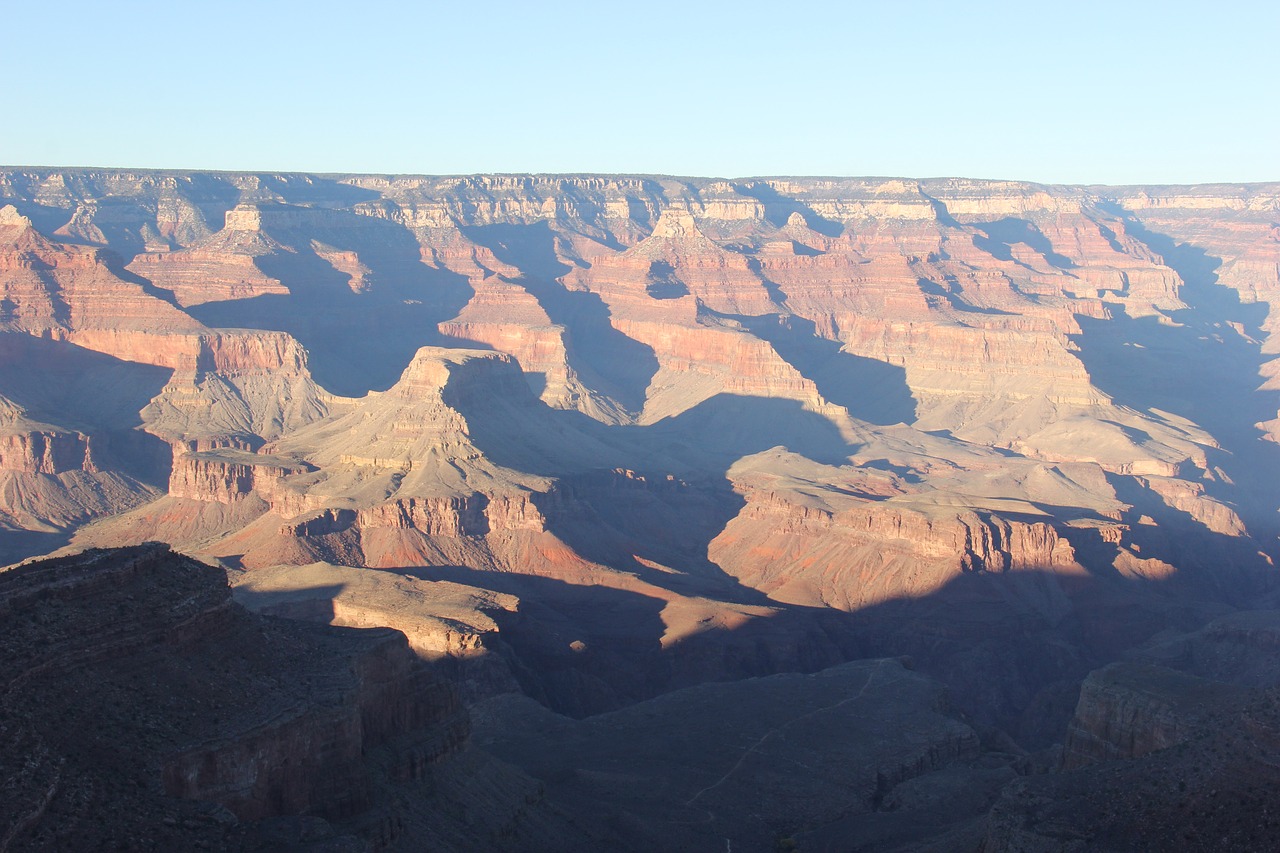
top-left (390, 345), bottom-right (522, 394)
top-left (191, 329), bottom-right (310, 375)
top-left (224, 204), bottom-right (267, 231)
top-left (222, 202), bottom-right (353, 233)
top-left (135, 329), bottom-right (331, 448)
top-left (711, 493), bottom-right (1080, 610)
top-left (235, 347), bottom-right (558, 525)
top-left (167, 449), bottom-right (315, 504)
top-left (649, 206), bottom-right (701, 240)
top-left (1061, 662), bottom-right (1247, 769)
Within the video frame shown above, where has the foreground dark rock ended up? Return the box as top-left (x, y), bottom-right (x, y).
top-left (473, 657), bottom-right (1000, 852)
top-left (983, 611), bottom-right (1280, 852)
top-left (6, 545), bottom-right (1280, 851)
top-left (0, 545), bottom-right (589, 852)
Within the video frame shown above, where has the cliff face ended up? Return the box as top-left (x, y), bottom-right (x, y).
top-left (983, 610), bottom-right (1280, 852)
top-left (710, 474), bottom-right (1082, 611)
top-left (1061, 662), bottom-right (1237, 767)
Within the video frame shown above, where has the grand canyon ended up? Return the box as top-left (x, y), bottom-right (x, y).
top-left (2, 168), bottom-right (1279, 851)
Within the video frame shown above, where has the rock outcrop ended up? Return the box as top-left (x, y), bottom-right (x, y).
top-left (0, 544), bottom-right (598, 852)
top-left (983, 610), bottom-right (1280, 851)
top-left (1061, 662), bottom-right (1243, 768)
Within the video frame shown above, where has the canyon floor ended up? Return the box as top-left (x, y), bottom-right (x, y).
top-left (2, 170), bottom-right (1280, 849)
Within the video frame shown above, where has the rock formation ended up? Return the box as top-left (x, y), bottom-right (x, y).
top-left (983, 610), bottom-right (1280, 852)
top-left (3, 168), bottom-right (1280, 848)
top-left (0, 544), bottom-right (604, 852)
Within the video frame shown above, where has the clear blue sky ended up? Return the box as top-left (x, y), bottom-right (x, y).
top-left (4, 0), bottom-right (1276, 184)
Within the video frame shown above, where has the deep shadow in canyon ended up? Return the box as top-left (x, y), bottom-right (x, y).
top-left (190, 210), bottom-right (476, 397)
top-left (463, 221), bottom-right (661, 415)
top-left (1073, 205), bottom-right (1280, 554)
top-left (404, 546), bottom-right (1269, 757)
top-left (730, 310), bottom-right (919, 425)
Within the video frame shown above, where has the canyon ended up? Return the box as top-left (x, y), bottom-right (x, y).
top-left (2, 169), bottom-right (1280, 849)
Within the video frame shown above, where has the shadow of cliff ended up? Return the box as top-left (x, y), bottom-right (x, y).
top-left (452, 381), bottom-right (856, 476)
top-left (379, 565), bottom-right (867, 720)
top-left (916, 276), bottom-right (1015, 316)
top-left (1099, 472), bottom-right (1278, 598)
top-left (395, 567), bottom-right (675, 717)
top-left (0, 335), bottom-right (174, 564)
top-left (0, 529), bottom-right (73, 568)
top-left (449, 385), bottom-right (856, 602)
top-left (841, 564), bottom-right (1229, 747)
top-left (0, 333), bottom-right (173, 482)
top-left (531, 472), bottom-right (771, 606)
top-left (0, 334), bottom-right (171, 432)
top-left (189, 211), bottom-right (474, 397)
top-left (402, 550), bottom-right (1262, 754)
top-left (635, 393), bottom-right (857, 469)
top-left (240, 174), bottom-right (382, 207)
top-left (972, 217), bottom-right (1078, 271)
top-left (732, 182), bottom-right (844, 237)
top-left (1071, 206), bottom-right (1280, 556)
top-left (461, 221), bottom-right (660, 414)
top-left (644, 259), bottom-right (690, 299)
top-left (727, 311), bottom-right (919, 425)
top-left (98, 248), bottom-right (193, 310)
top-left (233, 583), bottom-right (347, 622)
